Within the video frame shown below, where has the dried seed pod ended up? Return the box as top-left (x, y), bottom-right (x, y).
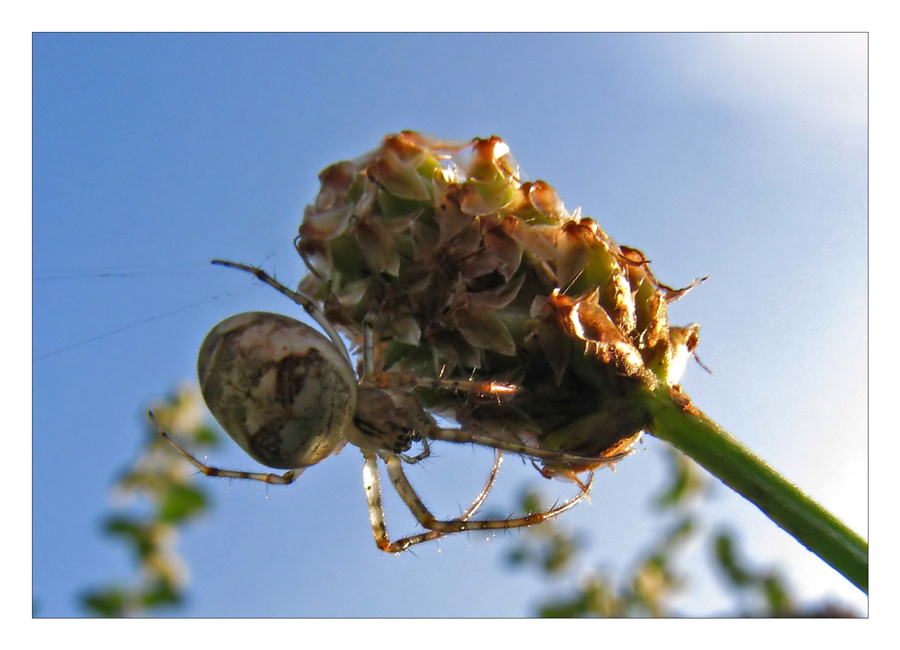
top-left (294, 132), bottom-right (704, 471)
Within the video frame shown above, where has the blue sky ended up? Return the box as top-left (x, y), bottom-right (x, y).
top-left (32, 33), bottom-right (867, 618)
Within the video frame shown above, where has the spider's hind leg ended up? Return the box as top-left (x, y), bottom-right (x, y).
top-left (149, 412), bottom-right (306, 485)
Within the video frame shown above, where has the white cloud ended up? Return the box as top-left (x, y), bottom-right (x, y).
top-left (679, 33), bottom-right (868, 130)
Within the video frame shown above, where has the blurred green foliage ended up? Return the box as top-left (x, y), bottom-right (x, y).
top-left (80, 386), bottom-right (219, 617)
top-left (506, 448), bottom-right (858, 618)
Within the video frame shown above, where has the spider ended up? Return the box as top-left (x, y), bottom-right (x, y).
top-left (151, 260), bottom-right (629, 553)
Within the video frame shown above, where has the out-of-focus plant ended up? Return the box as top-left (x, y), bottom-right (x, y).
top-left (507, 448), bottom-right (702, 617)
top-left (80, 386), bottom-right (219, 617)
top-left (507, 449), bottom-right (859, 618)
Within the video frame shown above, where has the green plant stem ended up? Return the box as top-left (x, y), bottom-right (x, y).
top-left (639, 385), bottom-right (868, 594)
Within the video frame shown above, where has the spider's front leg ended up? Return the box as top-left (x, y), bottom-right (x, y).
top-left (210, 259), bottom-right (354, 367)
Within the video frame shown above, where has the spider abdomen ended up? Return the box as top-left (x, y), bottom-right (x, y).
top-left (197, 311), bottom-right (357, 469)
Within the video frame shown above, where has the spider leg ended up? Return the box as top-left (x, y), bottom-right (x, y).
top-left (211, 259), bottom-right (354, 367)
top-left (383, 450), bottom-right (593, 536)
top-left (361, 448), bottom-right (503, 553)
top-left (149, 412), bottom-right (305, 485)
top-left (398, 436), bottom-right (430, 464)
top-left (422, 423), bottom-right (635, 471)
top-left (371, 372), bottom-right (517, 397)
top-left (362, 312), bottom-right (377, 382)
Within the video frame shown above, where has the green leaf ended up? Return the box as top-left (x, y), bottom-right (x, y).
top-left (103, 516), bottom-right (156, 560)
top-left (81, 588), bottom-right (128, 618)
top-left (159, 484), bottom-right (208, 523)
top-left (141, 578), bottom-right (182, 609)
top-left (191, 424), bottom-right (220, 446)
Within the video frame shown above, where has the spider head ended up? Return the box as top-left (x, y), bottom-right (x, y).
top-left (197, 311), bottom-right (358, 469)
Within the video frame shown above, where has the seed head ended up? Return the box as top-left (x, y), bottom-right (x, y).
top-left (295, 132), bottom-right (704, 469)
